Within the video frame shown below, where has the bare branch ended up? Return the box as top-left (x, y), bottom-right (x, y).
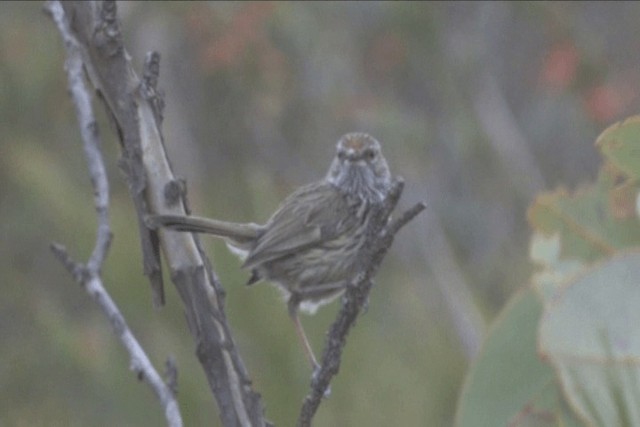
top-left (142, 51), bottom-right (165, 126)
top-left (387, 201), bottom-right (428, 236)
top-left (50, 243), bottom-right (183, 427)
top-left (50, 242), bottom-right (88, 283)
top-left (45, 2), bottom-right (182, 426)
top-left (45, 0), bottom-right (113, 272)
top-left (165, 356), bottom-right (179, 397)
top-left (55, 0), bottom-right (166, 307)
top-left (297, 179), bottom-right (426, 426)
top-left (50, 1), bottom-right (268, 425)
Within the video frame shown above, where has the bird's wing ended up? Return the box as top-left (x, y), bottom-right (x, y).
top-left (242, 182), bottom-right (350, 269)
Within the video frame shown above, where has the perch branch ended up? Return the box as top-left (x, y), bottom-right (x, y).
top-left (297, 179), bottom-right (427, 426)
top-left (50, 1), bottom-right (268, 425)
top-left (45, 2), bottom-right (182, 426)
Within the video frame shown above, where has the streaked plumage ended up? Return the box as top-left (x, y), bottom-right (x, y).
top-left (147, 132), bottom-right (391, 367)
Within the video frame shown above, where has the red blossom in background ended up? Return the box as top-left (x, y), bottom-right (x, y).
top-left (540, 40), bottom-right (637, 123)
top-left (584, 84), bottom-right (625, 123)
top-left (187, 2), bottom-right (278, 73)
top-left (366, 31), bottom-right (407, 81)
top-left (540, 41), bottom-right (579, 90)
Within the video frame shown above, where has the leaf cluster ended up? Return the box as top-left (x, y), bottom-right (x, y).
top-left (456, 117), bottom-right (640, 426)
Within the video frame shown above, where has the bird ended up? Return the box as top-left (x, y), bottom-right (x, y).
top-left (146, 132), bottom-right (392, 370)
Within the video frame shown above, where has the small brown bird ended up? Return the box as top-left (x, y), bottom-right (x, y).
top-left (146, 133), bottom-right (392, 369)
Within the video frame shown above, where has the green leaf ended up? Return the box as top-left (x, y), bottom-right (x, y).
top-left (455, 287), bottom-right (560, 427)
top-left (527, 168), bottom-right (640, 264)
top-left (529, 232), bottom-right (585, 301)
top-left (596, 116), bottom-right (640, 180)
top-left (539, 251), bottom-right (640, 427)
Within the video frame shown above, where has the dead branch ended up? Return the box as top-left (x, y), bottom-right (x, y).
top-left (47, 1), bottom-right (268, 425)
top-left (45, 2), bottom-right (182, 425)
top-left (297, 179), bottom-right (426, 426)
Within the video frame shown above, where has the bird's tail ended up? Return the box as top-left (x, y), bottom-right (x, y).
top-left (145, 214), bottom-right (260, 245)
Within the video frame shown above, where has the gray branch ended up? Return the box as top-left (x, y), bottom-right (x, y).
top-left (45, 1), bottom-right (182, 426)
top-left (51, 244), bottom-right (183, 427)
top-left (297, 179), bottom-right (426, 426)
top-left (47, 1), bottom-right (268, 425)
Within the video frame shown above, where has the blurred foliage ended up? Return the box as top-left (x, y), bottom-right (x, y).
top-left (539, 252), bottom-right (640, 426)
top-left (3, 1), bottom-right (640, 426)
top-left (455, 286), bottom-right (555, 427)
top-left (528, 165), bottom-right (640, 263)
top-left (457, 117), bottom-right (640, 426)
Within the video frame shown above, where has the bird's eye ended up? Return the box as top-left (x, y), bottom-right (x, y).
top-left (337, 150), bottom-right (347, 161)
top-left (364, 149), bottom-right (376, 160)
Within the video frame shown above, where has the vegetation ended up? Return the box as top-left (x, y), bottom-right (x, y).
top-left (2, 2), bottom-right (640, 425)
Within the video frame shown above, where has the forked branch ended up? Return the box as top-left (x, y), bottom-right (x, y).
top-left (46, 1), bottom-right (267, 426)
top-left (45, 2), bottom-right (182, 426)
top-left (298, 179), bottom-right (426, 426)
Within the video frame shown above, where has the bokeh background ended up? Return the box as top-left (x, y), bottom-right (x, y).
top-left (2, 1), bottom-right (640, 426)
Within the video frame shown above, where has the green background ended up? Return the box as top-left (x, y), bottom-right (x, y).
top-left (3, 2), bottom-right (640, 426)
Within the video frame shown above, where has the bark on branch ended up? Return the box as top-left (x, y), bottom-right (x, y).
top-left (49, 2), bottom-right (425, 425)
top-left (45, 2), bottom-right (182, 425)
top-left (297, 179), bottom-right (426, 426)
top-left (48, 1), bottom-right (267, 426)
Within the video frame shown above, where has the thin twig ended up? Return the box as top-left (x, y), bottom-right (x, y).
top-left (297, 179), bottom-right (426, 426)
top-left (165, 356), bottom-right (179, 397)
top-left (45, 2), bottom-right (182, 426)
top-left (52, 2), bottom-right (268, 425)
top-left (50, 244), bottom-right (183, 427)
